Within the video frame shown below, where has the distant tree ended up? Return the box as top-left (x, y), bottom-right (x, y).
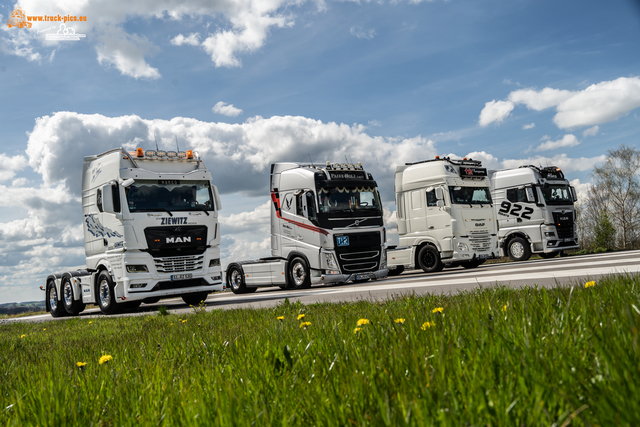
top-left (592, 211), bottom-right (617, 250)
top-left (589, 144), bottom-right (640, 250)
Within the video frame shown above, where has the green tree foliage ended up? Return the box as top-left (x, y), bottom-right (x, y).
top-left (592, 211), bottom-right (616, 250)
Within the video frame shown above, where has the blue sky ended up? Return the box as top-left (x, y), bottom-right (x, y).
top-left (1, 0), bottom-right (639, 303)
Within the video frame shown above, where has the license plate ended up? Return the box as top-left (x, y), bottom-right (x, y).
top-left (355, 273), bottom-right (371, 280)
top-left (171, 273), bottom-right (192, 281)
top-left (337, 236), bottom-right (349, 247)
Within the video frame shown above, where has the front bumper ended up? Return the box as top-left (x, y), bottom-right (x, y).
top-left (313, 269), bottom-right (389, 285)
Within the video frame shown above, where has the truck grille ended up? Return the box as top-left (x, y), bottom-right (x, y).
top-left (469, 235), bottom-right (492, 252)
top-left (154, 254), bottom-right (204, 273)
top-left (552, 212), bottom-right (574, 239)
top-left (334, 232), bottom-right (381, 273)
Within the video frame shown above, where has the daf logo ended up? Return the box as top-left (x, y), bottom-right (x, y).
top-left (166, 236), bottom-right (191, 243)
top-left (475, 222), bottom-right (485, 227)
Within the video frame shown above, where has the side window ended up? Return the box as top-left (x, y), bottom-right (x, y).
top-left (96, 189), bottom-right (103, 212)
top-left (296, 193), bottom-right (304, 216)
top-left (426, 189), bottom-right (438, 207)
top-left (507, 188), bottom-right (527, 203)
top-left (411, 190), bottom-right (422, 209)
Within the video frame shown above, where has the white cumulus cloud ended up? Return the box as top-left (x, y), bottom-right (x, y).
top-left (478, 100), bottom-right (514, 127)
top-left (213, 101), bottom-right (243, 117)
top-left (170, 33), bottom-right (200, 46)
top-left (479, 77), bottom-right (640, 129)
top-left (582, 126), bottom-right (599, 137)
top-left (535, 134), bottom-right (579, 152)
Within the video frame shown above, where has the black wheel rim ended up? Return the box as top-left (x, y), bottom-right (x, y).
top-left (422, 251), bottom-right (436, 269)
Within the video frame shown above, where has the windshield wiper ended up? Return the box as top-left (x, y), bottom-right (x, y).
top-left (157, 208), bottom-right (174, 217)
top-left (191, 206), bottom-right (210, 216)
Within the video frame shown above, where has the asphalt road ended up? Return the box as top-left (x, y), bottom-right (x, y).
top-left (5, 250), bottom-right (640, 324)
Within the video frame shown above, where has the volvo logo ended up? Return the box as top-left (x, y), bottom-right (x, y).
top-left (166, 236), bottom-right (191, 243)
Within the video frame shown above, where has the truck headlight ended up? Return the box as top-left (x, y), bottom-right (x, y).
top-left (380, 250), bottom-right (387, 269)
top-left (324, 252), bottom-right (339, 269)
top-left (544, 232), bottom-right (556, 237)
top-left (457, 242), bottom-right (469, 251)
top-left (209, 258), bottom-right (220, 267)
top-left (126, 265), bottom-right (149, 273)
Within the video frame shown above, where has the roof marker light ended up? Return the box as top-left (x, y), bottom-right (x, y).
top-left (145, 150), bottom-right (157, 157)
top-left (157, 151), bottom-right (167, 157)
top-left (186, 150), bottom-right (193, 159)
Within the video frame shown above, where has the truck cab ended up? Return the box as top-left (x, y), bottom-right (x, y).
top-left (226, 161), bottom-right (388, 293)
top-left (387, 157), bottom-right (498, 275)
top-left (44, 147), bottom-right (223, 317)
top-left (489, 165), bottom-right (579, 261)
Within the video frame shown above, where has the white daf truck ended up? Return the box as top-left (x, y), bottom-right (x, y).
top-left (225, 161), bottom-right (388, 293)
top-left (44, 147), bottom-right (223, 317)
top-left (387, 157), bottom-right (498, 275)
top-left (489, 165), bottom-right (578, 261)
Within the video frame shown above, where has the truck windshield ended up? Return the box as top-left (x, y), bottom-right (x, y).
top-left (125, 180), bottom-right (214, 213)
top-left (449, 186), bottom-right (492, 205)
top-left (317, 186), bottom-right (382, 214)
top-left (541, 184), bottom-right (572, 205)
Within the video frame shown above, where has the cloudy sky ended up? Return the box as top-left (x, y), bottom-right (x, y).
top-left (1, 0), bottom-right (639, 303)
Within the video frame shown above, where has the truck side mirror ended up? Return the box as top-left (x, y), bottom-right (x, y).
top-left (436, 200), bottom-right (445, 208)
top-left (212, 185), bottom-right (222, 210)
top-left (525, 186), bottom-right (535, 203)
top-left (98, 184), bottom-right (120, 213)
top-left (570, 186), bottom-right (577, 202)
top-left (435, 187), bottom-right (444, 200)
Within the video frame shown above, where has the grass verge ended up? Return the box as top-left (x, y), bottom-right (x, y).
top-left (1, 274), bottom-right (639, 426)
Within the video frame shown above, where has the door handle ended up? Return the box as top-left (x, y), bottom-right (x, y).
top-left (428, 226), bottom-right (434, 229)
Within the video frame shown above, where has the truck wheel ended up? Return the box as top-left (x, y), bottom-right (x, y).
top-left (387, 265), bottom-right (405, 276)
top-left (182, 292), bottom-right (210, 306)
top-left (462, 260), bottom-right (485, 269)
top-left (417, 245), bottom-right (443, 273)
top-left (507, 237), bottom-right (531, 262)
top-left (47, 280), bottom-right (66, 318)
top-left (228, 266), bottom-right (248, 294)
top-left (539, 252), bottom-right (558, 259)
top-left (289, 257), bottom-right (311, 289)
top-left (62, 277), bottom-right (85, 316)
top-left (96, 271), bottom-right (120, 315)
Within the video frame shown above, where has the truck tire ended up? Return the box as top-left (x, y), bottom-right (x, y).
top-left (96, 271), bottom-right (120, 315)
top-left (387, 265), bottom-right (405, 276)
top-left (62, 277), bottom-right (85, 316)
top-left (289, 257), bottom-right (311, 289)
top-left (507, 237), bottom-right (531, 262)
top-left (417, 245), bottom-right (443, 273)
top-left (228, 266), bottom-right (248, 294)
top-left (47, 280), bottom-right (66, 318)
top-left (182, 292), bottom-right (210, 306)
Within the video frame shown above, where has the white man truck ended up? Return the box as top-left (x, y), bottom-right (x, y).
top-left (489, 165), bottom-right (578, 261)
top-left (225, 162), bottom-right (388, 293)
top-left (387, 157), bottom-right (498, 275)
top-left (44, 147), bottom-right (223, 317)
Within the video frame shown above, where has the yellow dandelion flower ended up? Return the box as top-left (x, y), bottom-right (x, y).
top-left (297, 314), bottom-right (306, 320)
top-left (20, 334), bottom-right (26, 339)
top-left (182, 320), bottom-right (187, 324)
top-left (354, 327), bottom-right (362, 334)
top-left (585, 281), bottom-right (596, 288)
top-left (502, 304), bottom-right (508, 312)
top-left (432, 307), bottom-right (444, 314)
top-left (421, 321), bottom-right (434, 330)
top-left (43, 328), bottom-right (46, 331)
top-left (394, 318), bottom-right (405, 324)
top-left (356, 318), bottom-right (370, 326)
top-left (299, 321), bottom-right (311, 328)
top-left (76, 361), bottom-right (87, 368)
top-left (89, 321), bottom-right (93, 324)
top-left (98, 355), bottom-right (113, 365)
top-left (277, 316), bottom-right (284, 321)
top-left (170, 323), bottom-right (174, 326)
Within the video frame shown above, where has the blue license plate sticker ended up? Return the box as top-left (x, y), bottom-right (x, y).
top-left (337, 236), bottom-right (349, 246)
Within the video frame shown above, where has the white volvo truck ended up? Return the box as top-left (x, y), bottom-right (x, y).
top-left (225, 162), bottom-right (388, 293)
top-left (489, 165), bottom-right (578, 261)
top-left (387, 157), bottom-right (498, 275)
top-left (44, 147), bottom-right (223, 317)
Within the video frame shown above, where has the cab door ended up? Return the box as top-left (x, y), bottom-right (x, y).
top-left (408, 190), bottom-right (427, 235)
top-left (293, 191), bottom-right (322, 266)
top-left (426, 186), bottom-right (451, 242)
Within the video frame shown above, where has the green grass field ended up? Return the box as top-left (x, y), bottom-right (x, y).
top-left (1, 274), bottom-right (639, 426)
